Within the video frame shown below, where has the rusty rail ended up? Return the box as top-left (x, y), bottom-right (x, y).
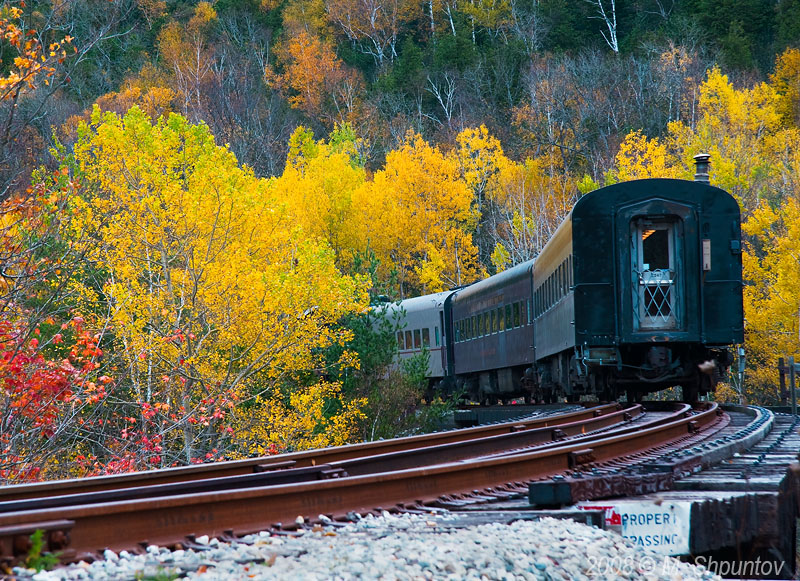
top-left (0, 404), bottom-right (643, 514)
top-left (0, 404), bottom-right (618, 503)
top-left (0, 402), bottom-right (721, 564)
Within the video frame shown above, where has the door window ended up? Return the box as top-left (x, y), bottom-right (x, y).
top-left (633, 219), bottom-right (679, 330)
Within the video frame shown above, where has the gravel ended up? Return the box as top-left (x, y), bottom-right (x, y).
top-left (18, 512), bottom-right (720, 580)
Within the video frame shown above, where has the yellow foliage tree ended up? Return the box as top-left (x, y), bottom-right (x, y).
top-left (270, 125), bottom-right (367, 269)
top-left (352, 131), bottom-right (483, 295)
top-left (742, 196), bottom-right (800, 403)
top-left (607, 130), bottom-right (679, 183)
top-left (489, 154), bottom-right (577, 271)
top-left (770, 48), bottom-right (800, 127)
top-left (229, 382), bottom-right (366, 455)
top-left (665, 67), bottom-right (788, 208)
top-left (69, 107), bottom-right (368, 463)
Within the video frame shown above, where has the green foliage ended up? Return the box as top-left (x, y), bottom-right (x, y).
top-left (378, 38), bottom-right (424, 93)
top-left (776, 0), bottom-right (800, 50)
top-left (24, 529), bottom-right (59, 572)
top-left (432, 31), bottom-right (477, 72)
top-left (720, 21), bottom-right (754, 70)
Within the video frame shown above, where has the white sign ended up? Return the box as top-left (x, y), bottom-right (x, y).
top-left (576, 500), bottom-right (692, 556)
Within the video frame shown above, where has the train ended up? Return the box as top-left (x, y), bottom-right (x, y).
top-left (384, 159), bottom-right (744, 403)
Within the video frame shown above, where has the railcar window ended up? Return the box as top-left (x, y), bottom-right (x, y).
top-left (483, 312), bottom-right (489, 336)
top-left (643, 228), bottom-right (670, 270)
top-left (490, 310), bottom-right (496, 333)
top-left (568, 256), bottom-right (573, 287)
top-left (414, 329), bottom-right (421, 349)
top-left (434, 326), bottom-right (440, 346)
top-left (497, 307), bottom-right (504, 331)
top-left (527, 300), bottom-right (531, 324)
top-left (557, 265), bottom-right (562, 297)
top-left (470, 316), bottom-right (476, 339)
top-left (513, 302), bottom-right (520, 327)
top-left (397, 332), bottom-right (404, 350)
top-left (505, 304), bottom-right (511, 327)
top-left (405, 330), bottom-right (412, 350)
top-left (543, 282), bottom-right (547, 312)
top-left (422, 328), bottom-right (430, 347)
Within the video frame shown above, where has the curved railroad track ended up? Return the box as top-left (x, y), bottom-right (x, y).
top-left (0, 401), bottom-right (728, 566)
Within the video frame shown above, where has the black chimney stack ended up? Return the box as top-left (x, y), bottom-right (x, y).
top-left (693, 153), bottom-right (711, 183)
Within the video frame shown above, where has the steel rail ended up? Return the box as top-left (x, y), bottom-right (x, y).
top-left (0, 404), bottom-right (618, 503)
top-left (484, 402), bottom-right (694, 458)
top-left (0, 403), bottom-right (721, 563)
top-left (0, 405), bottom-right (643, 514)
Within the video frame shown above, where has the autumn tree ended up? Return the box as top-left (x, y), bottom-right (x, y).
top-left (0, 0), bottom-right (142, 201)
top-left (770, 48), bottom-right (800, 127)
top-left (665, 67), bottom-right (788, 207)
top-left (266, 32), bottom-right (365, 129)
top-left (352, 131), bottom-right (483, 296)
top-left (67, 106), bottom-right (368, 465)
top-left (741, 193), bottom-right (800, 403)
top-left (270, 124), bottom-right (367, 269)
top-left (0, 4), bottom-right (71, 200)
top-left (488, 153), bottom-right (578, 271)
top-left (606, 130), bottom-right (679, 183)
top-left (453, 125), bottom-right (510, 268)
top-left (157, 2), bottom-right (218, 120)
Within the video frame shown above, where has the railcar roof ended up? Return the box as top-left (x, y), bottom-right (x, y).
top-left (380, 290), bottom-right (456, 314)
top-left (452, 258), bottom-right (534, 301)
top-left (573, 178), bottom-right (739, 217)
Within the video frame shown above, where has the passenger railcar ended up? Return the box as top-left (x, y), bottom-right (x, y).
top-left (447, 260), bottom-right (536, 403)
top-left (394, 161), bottom-right (744, 402)
top-left (382, 291), bottom-right (454, 384)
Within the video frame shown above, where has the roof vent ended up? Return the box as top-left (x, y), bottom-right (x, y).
top-left (693, 153), bottom-right (711, 183)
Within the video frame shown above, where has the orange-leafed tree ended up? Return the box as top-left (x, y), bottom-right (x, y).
top-left (0, 4), bottom-right (72, 200)
top-left (0, 161), bottom-right (114, 482)
top-left (266, 32), bottom-right (365, 128)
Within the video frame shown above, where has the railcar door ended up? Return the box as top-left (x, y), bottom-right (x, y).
top-left (631, 218), bottom-right (681, 331)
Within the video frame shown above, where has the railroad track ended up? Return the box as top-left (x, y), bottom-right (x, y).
top-left (0, 401), bottom-right (729, 566)
top-left (0, 403), bottom-right (609, 503)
